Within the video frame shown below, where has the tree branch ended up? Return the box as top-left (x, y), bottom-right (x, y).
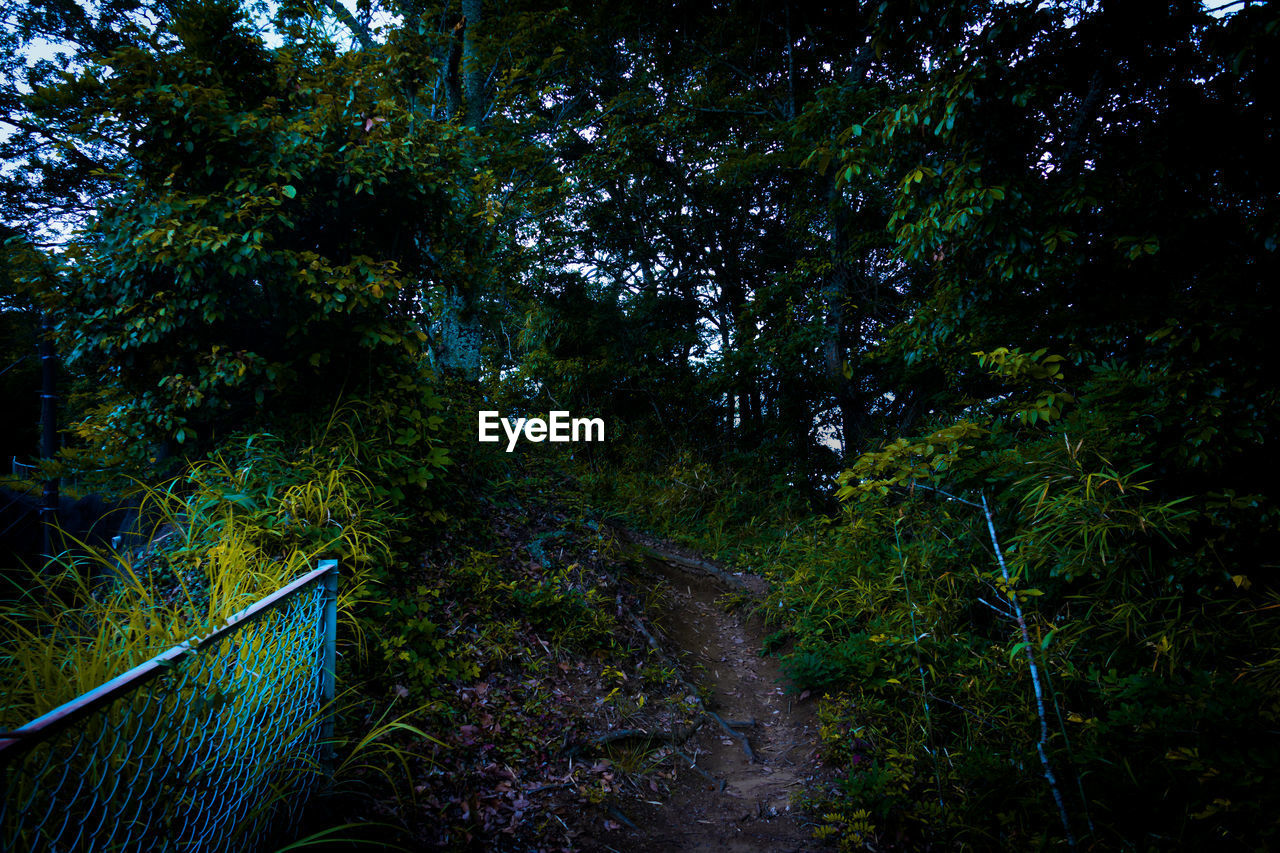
top-left (315, 0), bottom-right (374, 51)
top-left (1062, 67), bottom-right (1105, 171)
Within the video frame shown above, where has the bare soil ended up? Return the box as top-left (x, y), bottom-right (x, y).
top-left (581, 537), bottom-right (827, 852)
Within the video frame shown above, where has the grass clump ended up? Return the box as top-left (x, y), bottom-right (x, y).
top-left (0, 422), bottom-right (414, 852)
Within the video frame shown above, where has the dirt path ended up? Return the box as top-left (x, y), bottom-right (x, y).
top-left (601, 540), bottom-right (826, 852)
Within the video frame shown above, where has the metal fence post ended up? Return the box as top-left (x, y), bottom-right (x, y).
top-left (318, 559), bottom-right (339, 777)
top-left (39, 313), bottom-right (59, 567)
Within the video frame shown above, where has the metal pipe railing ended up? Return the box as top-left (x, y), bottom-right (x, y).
top-left (0, 559), bottom-right (341, 852)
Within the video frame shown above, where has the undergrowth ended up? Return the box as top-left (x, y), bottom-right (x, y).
top-left (576, 351), bottom-right (1280, 850)
top-left (0, 398), bottom-right (445, 850)
top-left (0, 432), bottom-right (388, 726)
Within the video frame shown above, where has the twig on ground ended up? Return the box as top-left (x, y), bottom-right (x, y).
top-left (525, 783), bottom-right (574, 795)
top-left (570, 719), bottom-right (704, 753)
top-left (606, 805), bottom-right (638, 831)
top-left (670, 748), bottom-right (726, 791)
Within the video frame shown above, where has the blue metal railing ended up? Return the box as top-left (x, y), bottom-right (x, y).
top-left (0, 559), bottom-right (339, 852)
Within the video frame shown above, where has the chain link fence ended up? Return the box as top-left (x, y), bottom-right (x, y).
top-left (0, 559), bottom-right (339, 852)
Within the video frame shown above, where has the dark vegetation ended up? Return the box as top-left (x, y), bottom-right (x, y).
top-left (2, 0), bottom-right (1278, 849)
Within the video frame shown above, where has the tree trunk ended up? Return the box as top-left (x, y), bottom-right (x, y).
top-left (461, 0), bottom-right (486, 129)
top-left (436, 286), bottom-right (483, 381)
top-left (432, 0), bottom-right (488, 380)
top-left (822, 173), bottom-right (863, 456)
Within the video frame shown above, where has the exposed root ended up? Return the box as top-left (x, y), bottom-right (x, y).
top-left (606, 805), bottom-right (639, 831)
top-left (570, 719), bottom-right (704, 754)
top-left (707, 709), bottom-right (758, 763)
top-left (609, 526), bottom-right (750, 591)
top-left (670, 749), bottom-right (726, 792)
top-left (613, 592), bottom-right (758, 763)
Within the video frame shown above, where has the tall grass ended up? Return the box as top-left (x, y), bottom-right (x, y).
top-left (0, 434), bottom-right (387, 726)
top-left (0, 427), bottom-right (406, 853)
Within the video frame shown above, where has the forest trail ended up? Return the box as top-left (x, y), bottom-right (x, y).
top-left (594, 532), bottom-right (825, 852)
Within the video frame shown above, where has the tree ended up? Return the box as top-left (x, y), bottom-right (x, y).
top-left (2, 0), bottom-right (583, 462)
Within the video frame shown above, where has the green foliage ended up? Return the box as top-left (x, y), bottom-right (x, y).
top-left (0, 409), bottom-right (455, 848)
top-left (376, 548), bottom-right (617, 700)
top-left (29, 3), bottom-right (447, 454)
top-left (1011, 455), bottom-right (1193, 584)
top-left (748, 339), bottom-right (1280, 847)
top-left (0, 427), bottom-right (388, 724)
top-left (510, 571), bottom-right (611, 646)
top-left (3, 0), bottom-right (1278, 846)
top-left (754, 490), bottom-right (1280, 846)
top-left (572, 448), bottom-right (810, 561)
top-left (836, 421), bottom-right (987, 500)
top-left (7, 0), bottom-right (575, 461)
top-left (975, 347), bottom-right (1074, 426)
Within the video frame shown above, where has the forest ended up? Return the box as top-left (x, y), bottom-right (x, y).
top-left (1, 0), bottom-right (1277, 849)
